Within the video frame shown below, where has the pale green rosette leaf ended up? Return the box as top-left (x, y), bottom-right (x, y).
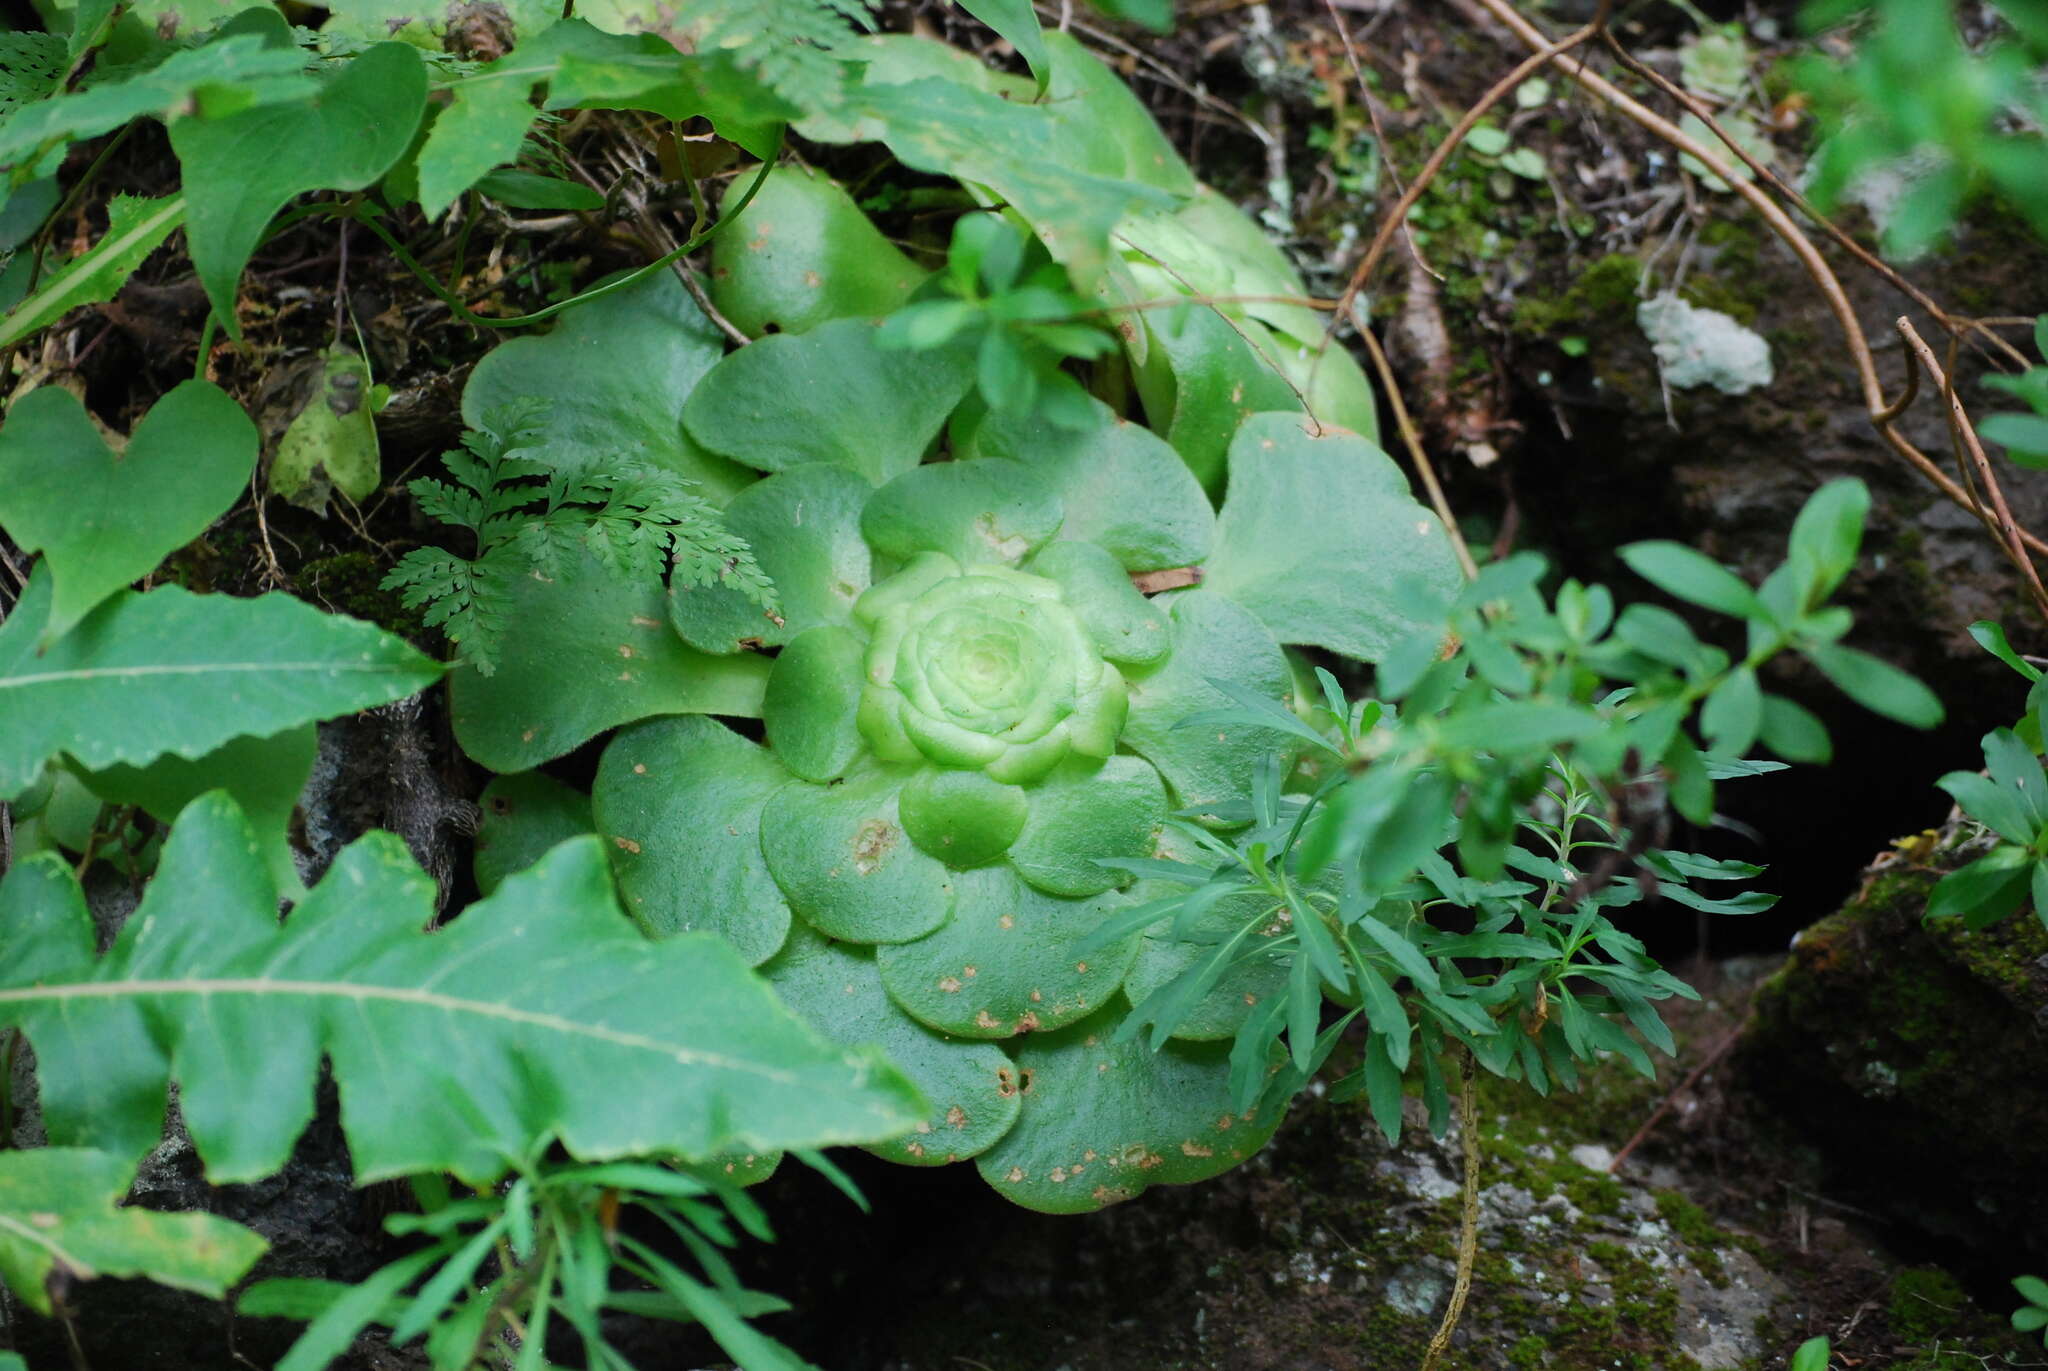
top-left (593, 716), bottom-right (793, 967)
top-left (965, 398), bottom-right (1213, 572)
top-left (708, 165), bottom-right (929, 338)
top-left (1027, 541), bottom-right (1170, 666)
top-left (1008, 755), bottom-right (1166, 898)
top-left (449, 546), bottom-right (770, 773)
top-left (474, 771), bottom-right (593, 897)
top-left (975, 1002), bottom-right (1282, 1213)
top-left (854, 558), bottom-right (1124, 785)
top-left (669, 463), bottom-right (873, 654)
top-left (763, 625), bottom-right (866, 784)
top-left (681, 317), bottom-right (974, 485)
top-left (899, 768), bottom-right (1029, 868)
top-left (762, 924), bottom-right (1022, 1167)
top-left (860, 458), bottom-right (1064, 568)
top-left (760, 761), bottom-right (956, 944)
top-left (1120, 589), bottom-right (1293, 817)
top-left (461, 270), bottom-right (751, 499)
top-left (1206, 412), bottom-right (1463, 662)
top-left (877, 866), bottom-right (1141, 1038)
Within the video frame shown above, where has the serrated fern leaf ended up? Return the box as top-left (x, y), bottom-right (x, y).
top-left (0, 793), bottom-right (924, 1187)
top-left (699, 0), bottom-right (874, 111)
top-left (388, 407), bottom-right (776, 670)
top-left (0, 1148), bottom-right (268, 1316)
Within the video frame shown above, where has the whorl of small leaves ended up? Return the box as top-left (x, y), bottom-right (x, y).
top-left (382, 404), bottom-right (774, 674)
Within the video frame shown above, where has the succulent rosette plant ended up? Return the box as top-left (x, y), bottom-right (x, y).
top-left (444, 33), bottom-right (1464, 1213)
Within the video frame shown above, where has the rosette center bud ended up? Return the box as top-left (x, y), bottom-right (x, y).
top-left (853, 552), bottom-right (1128, 785)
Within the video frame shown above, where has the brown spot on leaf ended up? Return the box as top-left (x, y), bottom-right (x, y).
top-left (999, 913), bottom-right (1015, 929)
top-left (1181, 1140), bottom-right (1214, 1158)
top-left (852, 819), bottom-right (897, 875)
top-left (975, 1009), bottom-right (1001, 1030)
top-left (1006, 1167), bottom-right (1026, 1183)
top-left (630, 615), bottom-right (662, 629)
top-left (996, 1067), bottom-right (1018, 1097)
top-left (618, 644), bottom-right (636, 658)
top-left (613, 836), bottom-right (642, 855)
top-left (521, 729), bottom-right (536, 742)
top-left (1129, 566), bottom-right (1202, 594)
top-left (632, 763), bottom-right (647, 775)
top-left (946, 1105), bottom-right (967, 1128)
top-left (1015, 1011), bottom-right (1041, 1032)
top-left (963, 964), bottom-right (978, 978)
top-left (1216, 1115), bottom-right (1235, 1131)
top-left (1050, 1167), bottom-right (1068, 1183)
top-left (803, 269), bottom-right (822, 287)
top-left (938, 976), bottom-right (963, 993)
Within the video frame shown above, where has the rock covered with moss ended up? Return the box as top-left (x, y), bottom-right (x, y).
top-left (1736, 823), bottom-right (2048, 1265)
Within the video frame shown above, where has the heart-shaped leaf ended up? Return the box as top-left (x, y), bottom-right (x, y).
top-left (0, 381), bottom-right (256, 642)
top-left (171, 41), bottom-right (428, 333)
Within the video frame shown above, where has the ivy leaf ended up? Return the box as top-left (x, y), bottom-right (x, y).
top-left (0, 193), bottom-right (184, 352)
top-left (1204, 413), bottom-right (1464, 663)
top-left (0, 1148), bottom-right (267, 1316)
top-left (170, 42), bottom-right (428, 333)
top-left (0, 792), bottom-right (926, 1184)
top-left (0, 380), bottom-right (256, 643)
top-left (0, 567), bottom-right (442, 798)
top-left (706, 165), bottom-right (928, 339)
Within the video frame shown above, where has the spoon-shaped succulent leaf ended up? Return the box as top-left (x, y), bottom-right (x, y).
top-left (708, 165), bottom-right (929, 338)
top-left (474, 771), bottom-right (593, 897)
top-left (962, 398), bottom-right (1213, 572)
top-left (877, 866), bottom-right (1141, 1039)
top-left (1007, 755), bottom-right (1166, 898)
top-left (1120, 590), bottom-right (1293, 817)
top-left (763, 625), bottom-right (867, 783)
top-left (762, 925), bottom-right (1022, 1167)
top-left (669, 463), bottom-right (873, 654)
top-left (682, 317), bottom-right (974, 485)
top-left (449, 546), bottom-right (770, 773)
top-left (1126, 293), bottom-right (1301, 495)
top-left (899, 768), bottom-right (1030, 868)
top-left (461, 270), bottom-right (752, 498)
top-left (760, 762), bottom-right (956, 943)
top-left (974, 1002), bottom-right (1282, 1213)
top-left (1206, 413), bottom-right (1463, 662)
top-left (1027, 541), bottom-right (1170, 666)
top-left (593, 717), bottom-right (793, 966)
top-left (1122, 885), bottom-right (1290, 1041)
top-left (860, 458), bottom-right (1064, 568)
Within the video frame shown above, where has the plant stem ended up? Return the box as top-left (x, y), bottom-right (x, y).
top-left (1422, 1051), bottom-right (1481, 1371)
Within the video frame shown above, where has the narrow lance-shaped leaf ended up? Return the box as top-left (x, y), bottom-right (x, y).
top-left (0, 792), bottom-right (927, 1185)
top-left (0, 567), bottom-right (442, 798)
top-left (0, 193), bottom-right (184, 352)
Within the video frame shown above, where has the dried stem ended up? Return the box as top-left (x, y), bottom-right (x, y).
top-left (1899, 317), bottom-right (2048, 622)
top-left (1358, 325), bottom-right (1479, 580)
top-left (1422, 1053), bottom-right (1482, 1371)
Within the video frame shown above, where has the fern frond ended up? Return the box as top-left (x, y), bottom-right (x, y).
top-left (700, 0), bottom-right (874, 111)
